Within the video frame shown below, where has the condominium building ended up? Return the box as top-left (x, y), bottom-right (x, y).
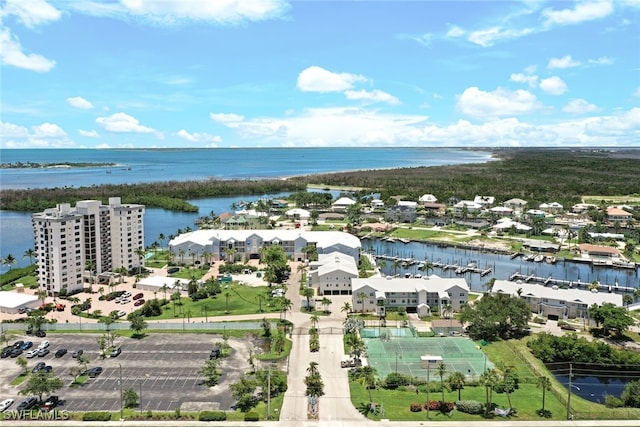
top-left (32, 197), bottom-right (145, 296)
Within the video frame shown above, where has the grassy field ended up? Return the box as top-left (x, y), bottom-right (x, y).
top-left (138, 283), bottom-right (282, 320)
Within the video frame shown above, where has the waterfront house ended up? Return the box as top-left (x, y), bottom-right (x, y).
top-left (385, 201), bottom-right (418, 223)
top-left (332, 197), bottom-right (357, 212)
top-left (351, 276), bottom-right (469, 318)
top-left (453, 200), bottom-right (483, 216)
top-left (285, 208), bottom-right (311, 221)
top-left (493, 218), bottom-right (532, 232)
top-left (370, 199), bottom-right (385, 209)
top-left (539, 202), bottom-right (564, 214)
top-left (526, 209), bottom-right (547, 219)
top-left (606, 207), bottom-right (633, 223)
top-left (578, 243), bottom-right (620, 260)
top-left (473, 195), bottom-right (495, 208)
top-left (503, 198), bottom-right (528, 212)
top-left (490, 206), bottom-right (514, 217)
top-left (309, 252), bottom-right (359, 296)
top-left (492, 279), bottom-right (622, 321)
top-left (572, 203), bottom-right (597, 214)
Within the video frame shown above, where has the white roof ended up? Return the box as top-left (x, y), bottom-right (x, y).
top-left (397, 200), bottom-right (417, 207)
top-left (492, 280), bottom-right (623, 307)
top-left (316, 253), bottom-right (359, 277)
top-left (333, 197), bottom-right (356, 206)
top-left (493, 219), bottom-right (531, 231)
top-left (285, 208), bottom-right (310, 218)
top-left (170, 229), bottom-right (361, 250)
top-left (419, 194), bottom-right (438, 202)
top-left (352, 276), bottom-right (469, 294)
top-left (0, 291), bottom-right (38, 309)
top-left (491, 206), bottom-right (513, 213)
top-left (474, 195), bottom-right (495, 205)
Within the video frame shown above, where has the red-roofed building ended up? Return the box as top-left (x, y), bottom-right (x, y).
top-left (578, 243), bottom-right (620, 259)
top-left (606, 207), bottom-right (632, 222)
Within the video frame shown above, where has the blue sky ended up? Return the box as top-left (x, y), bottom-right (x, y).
top-left (1, 0), bottom-right (639, 148)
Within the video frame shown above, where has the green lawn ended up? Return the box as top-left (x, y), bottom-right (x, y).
top-left (138, 283), bottom-right (283, 320)
top-left (10, 372), bottom-right (28, 386)
top-left (168, 267), bottom-right (210, 280)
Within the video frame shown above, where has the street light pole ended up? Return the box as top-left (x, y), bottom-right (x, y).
top-left (426, 364), bottom-right (431, 420)
top-left (119, 363), bottom-right (123, 420)
top-left (267, 363), bottom-right (272, 420)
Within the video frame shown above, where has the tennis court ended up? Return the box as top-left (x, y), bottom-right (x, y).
top-left (362, 329), bottom-right (492, 380)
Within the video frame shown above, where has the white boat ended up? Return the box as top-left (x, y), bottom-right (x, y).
top-left (534, 254), bottom-right (544, 262)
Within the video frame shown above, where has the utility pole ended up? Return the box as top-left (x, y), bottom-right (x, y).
top-left (426, 364), bottom-right (431, 420)
top-left (566, 363), bottom-right (572, 420)
top-left (119, 363), bottom-right (123, 420)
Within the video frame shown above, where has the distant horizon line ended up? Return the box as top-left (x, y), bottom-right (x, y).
top-left (2, 146), bottom-right (639, 150)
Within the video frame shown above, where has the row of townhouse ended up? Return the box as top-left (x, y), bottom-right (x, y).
top-left (169, 229), bottom-right (361, 264)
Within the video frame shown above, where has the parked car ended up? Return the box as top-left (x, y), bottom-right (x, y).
top-left (31, 362), bottom-right (46, 373)
top-left (12, 340), bottom-right (24, 349)
top-left (134, 299), bottom-right (145, 306)
top-left (20, 341), bottom-right (33, 351)
top-left (1, 347), bottom-right (12, 358)
top-left (119, 299), bottom-right (131, 305)
top-left (38, 340), bottom-right (50, 349)
top-left (54, 349), bottom-right (67, 358)
top-left (0, 398), bottom-right (14, 412)
top-left (88, 367), bottom-right (103, 378)
top-left (26, 349), bottom-right (39, 358)
top-left (116, 310), bottom-right (126, 318)
top-left (133, 293), bottom-right (144, 300)
top-left (17, 397), bottom-right (38, 410)
top-left (10, 348), bottom-right (23, 357)
top-left (71, 349), bottom-right (83, 358)
top-left (37, 348), bottom-right (50, 357)
top-left (41, 396), bottom-right (59, 412)
top-left (35, 330), bottom-right (46, 338)
top-left (560, 323), bottom-right (577, 331)
top-left (109, 347), bottom-right (121, 358)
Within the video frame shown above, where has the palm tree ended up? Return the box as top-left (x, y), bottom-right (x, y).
top-left (1, 254), bottom-right (16, 270)
top-left (447, 371), bottom-right (466, 401)
top-left (158, 233), bottom-right (166, 250)
top-left (358, 291), bottom-right (368, 313)
top-left (117, 266), bottom-right (128, 284)
top-left (307, 361), bottom-right (320, 378)
top-left (499, 364), bottom-right (515, 409)
top-left (341, 302), bottom-right (352, 316)
top-left (23, 248), bottom-right (36, 266)
top-left (202, 250), bottom-right (212, 267)
top-left (178, 248), bottom-right (185, 265)
top-left (480, 368), bottom-right (500, 416)
top-left (536, 375), bottom-right (552, 412)
top-left (36, 291), bottom-right (47, 305)
top-left (226, 247), bottom-right (238, 264)
top-left (310, 314), bottom-right (319, 329)
top-left (392, 259), bottom-right (401, 276)
top-left (436, 362), bottom-right (447, 402)
top-left (135, 247), bottom-right (145, 275)
top-left (280, 297), bottom-right (293, 320)
top-left (321, 297), bottom-right (332, 313)
top-left (357, 365), bottom-right (378, 405)
top-left (302, 287), bottom-right (314, 311)
top-left (161, 284), bottom-right (169, 301)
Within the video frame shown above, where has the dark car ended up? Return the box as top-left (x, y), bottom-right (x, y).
top-left (12, 340), bottom-right (24, 349)
top-left (134, 299), bottom-right (145, 306)
top-left (32, 361), bottom-right (46, 373)
top-left (72, 349), bottom-right (83, 358)
top-left (35, 330), bottom-right (46, 338)
top-left (20, 341), bottom-right (33, 351)
top-left (109, 346), bottom-right (121, 358)
top-left (41, 396), bottom-right (59, 412)
top-left (560, 323), bottom-right (577, 331)
top-left (133, 293), bottom-right (144, 300)
top-left (54, 349), bottom-right (67, 358)
top-left (88, 367), bottom-right (103, 378)
top-left (1, 347), bottom-right (12, 358)
top-left (10, 348), bottom-right (23, 357)
top-left (17, 397), bottom-right (38, 410)
top-left (37, 348), bottom-right (50, 357)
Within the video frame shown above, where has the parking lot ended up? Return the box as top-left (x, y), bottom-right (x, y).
top-left (0, 333), bottom-right (258, 413)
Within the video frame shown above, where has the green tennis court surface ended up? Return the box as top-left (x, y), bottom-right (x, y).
top-left (362, 328), bottom-right (492, 380)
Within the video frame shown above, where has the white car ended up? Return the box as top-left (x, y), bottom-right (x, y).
top-left (116, 310), bottom-right (126, 318)
top-left (38, 340), bottom-right (50, 349)
top-left (120, 299), bottom-right (130, 305)
top-left (0, 398), bottom-right (14, 412)
top-left (26, 349), bottom-right (39, 358)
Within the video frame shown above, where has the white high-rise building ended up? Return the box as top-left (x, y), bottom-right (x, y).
top-left (32, 197), bottom-right (145, 296)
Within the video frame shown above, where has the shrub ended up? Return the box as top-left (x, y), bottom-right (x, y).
top-left (455, 400), bottom-right (484, 414)
top-left (410, 402), bottom-right (422, 412)
top-left (244, 411), bottom-right (259, 421)
top-left (199, 411), bottom-right (227, 421)
top-left (384, 372), bottom-right (412, 389)
top-left (425, 400), bottom-right (440, 411)
top-left (536, 408), bottom-right (552, 418)
top-left (604, 395), bottom-right (624, 408)
top-left (439, 401), bottom-right (455, 412)
top-left (82, 412), bottom-right (112, 421)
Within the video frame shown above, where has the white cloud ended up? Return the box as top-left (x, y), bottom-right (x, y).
top-left (177, 129), bottom-right (222, 145)
top-left (397, 33), bottom-right (433, 47)
top-left (547, 55), bottom-right (580, 69)
top-left (344, 89), bottom-right (400, 105)
top-left (542, 1), bottom-right (613, 26)
top-left (297, 66), bottom-right (367, 93)
top-left (96, 112), bottom-right (159, 136)
top-left (456, 87), bottom-right (542, 118)
top-left (510, 73), bottom-right (538, 88)
top-left (563, 99), bottom-right (598, 114)
top-left (634, 87), bottom-right (640, 97)
top-left (468, 26), bottom-right (533, 47)
top-left (540, 76), bottom-right (568, 95)
top-left (210, 112), bottom-right (245, 123)
top-left (79, 129), bottom-right (99, 137)
top-left (588, 56), bottom-right (613, 65)
top-left (0, 28), bottom-right (56, 72)
top-left (446, 25), bottom-right (465, 38)
top-left (66, 96), bottom-right (94, 109)
top-left (1, 0), bottom-right (61, 28)
top-left (94, 0), bottom-right (291, 25)
top-left (0, 121), bottom-right (73, 148)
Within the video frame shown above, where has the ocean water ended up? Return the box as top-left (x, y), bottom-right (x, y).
top-left (0, 147), bottom-right (493, 190)
top-left (0, 147), bottom-right (492, 269)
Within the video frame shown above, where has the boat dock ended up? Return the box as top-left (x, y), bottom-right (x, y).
top-left (508, 272), bottom-right (637, 294)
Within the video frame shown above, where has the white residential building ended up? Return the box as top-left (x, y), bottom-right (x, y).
top-left (309, 252), bottom-right (359, 296)
top-left (32, 197), bottom-right (145, 297)
top-left (351, 276), bottom-right (469, 318)
top-left (453, 200), bottom-right (483, 216)
top-left (169, 230), bottom-right (361, 263)
top-left (332, 197), bottom-right (357, 211)
top-left (473, 195), bottom-right (495, 208)
top-left (419, 194), bottom-right (438, 204)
